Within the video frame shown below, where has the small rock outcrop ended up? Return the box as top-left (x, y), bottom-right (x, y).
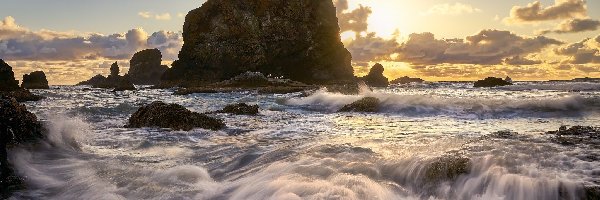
top-left (77, 62), bottom-right (135, 91)
top-left (546, 126), bottom-right (599, 146)
top-left (0, 60), bottom-right (43, 102)
top-left (473, 77), bottom-right (513, 88)
top-left (218, 103), bottom-right (259, 115)
top-left (361, 63), bottom-right (389, 87)
top-left (21, 71), bottom-right (50, 89)
top-left (128, 49), bottom-right (168, 85)
top-left (338, 97), bottom-right (380, 113)
top-left (391, 76), bottom-right (425, 85)
top-left (126, 101), bottom-right (225, 131)
top-left (161, 0), bottom-right (354, 87)
top-left (1, 96), bottom-right (45, 198)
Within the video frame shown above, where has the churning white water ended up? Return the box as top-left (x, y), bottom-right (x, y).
top-left (8, 82), bottom-right (600, 199)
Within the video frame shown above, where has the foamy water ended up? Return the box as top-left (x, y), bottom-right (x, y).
top-left (9, 82), bottom-right (600, 199)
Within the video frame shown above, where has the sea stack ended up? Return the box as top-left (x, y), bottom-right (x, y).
top-left (161, 0), bottom-right (354, 87)
top-left (361, 63), bottom-right (389, 87)
top-left (128, 49), bottom-right (168, 85)
top-left (21, 71), bottom-right (50, 89)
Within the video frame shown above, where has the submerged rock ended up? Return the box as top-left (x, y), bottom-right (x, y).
top-left (391, 76), bottom-right (425, 85)
top-left (128, 49), bottom-right (168, 85)
top-left (126, 101), bottom-right (225, 131)
top-left (1, 90), bottom-right (43, 102)
top-left (0, 96), bottom-right (45, 198)
top-left (546, 126), bottom-right (600, 146)
top-left (338, 97), bottom-right (380, 113)
top-left (218, 103), bottom-right (259, 115)
top-left (423, 156), bottom-right (471, 184)
top-left (174, 72), bottom-right (312, 95)
top-left (361, 63), bottom-right (389, 87)
top-left (161, 0), bottom-right (354, 87)
top-left (473, 77), bottom-right (513, 88)
top-left (21, 71), bottom-right (50, 89)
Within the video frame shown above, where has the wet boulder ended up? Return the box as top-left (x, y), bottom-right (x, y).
top-left (127, 101), bottom-right (225, 131)
top-left (21, 71), bottom-right (50, 89)
top-left (339, 97), bottom-right (380, 113)
top-left (218, 103), bottom-right (259, 115)
top-left (361, 63), bottom-right (389, 87)
top-left (0, 96), bottom-right (44, 198)
top-left (546, 126), bottom-right (600, 146)
top-left (473, 77), bottom-right (513, 88)
top-left (423, 156), bottom-right (471, 184)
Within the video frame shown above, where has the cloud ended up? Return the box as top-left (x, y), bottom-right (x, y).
top-left (138, 11), bottom-right (172, 20)
top-left (554, 36), bottom-right (600, 64)
top-left (138, 12), bottom-right (152, 19)
top-left (155, 13), bottom-right (171, 20)
top-left (422, 3), bottom-right (482, 16)
top-left (503, 56), bottom-right (542, 65)
top-left (538, 18), bottom-right (600, 34)
top-left (335, 0), bottom-right (372, 33)
top-left (395, 30), bottom-right (563, 65)
top-left (0, 16), bottom-right (182, 61)
top-left (505, 0), bottom-right (587, 23)
top-left (344, 32), bottom-right (400, 62)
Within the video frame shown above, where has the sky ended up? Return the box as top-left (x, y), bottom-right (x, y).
top-left (1, 0), bottom-right (599, 84)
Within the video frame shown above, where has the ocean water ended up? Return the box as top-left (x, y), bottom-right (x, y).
top-left (8, 82), bottom-right (600, 200)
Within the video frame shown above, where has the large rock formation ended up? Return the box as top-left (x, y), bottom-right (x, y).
top-left (361, 63), bottom-right (389, 87)
top-left (0, 96), bottom-right (45, 198)
top-left (0, 60), bottom-right (43, 102)
top-left (126, 101), bottom-right (225, 131)
top-left (21, 71), bottom-right (50, 89)
top-left (128, 49), bottom-right (168, 85)
top-left (77, 62), bottom-right (135, 91)
top-left (161, 0), bottom-right (354, 87)
top-left (0, 59), bottom-right (20, 91)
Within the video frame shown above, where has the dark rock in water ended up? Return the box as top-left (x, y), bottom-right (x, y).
top-left (0, 96), bottom-right (45, 198)
top-left (546, 126), bottom-right (600, 146)
top-left (128, 49), bottom-right (168, 85)
top-left (474, 77), bottom-right (513, 88)
top-left (490, 130), bottom-right (519, 139)
top-left (391, 76), bottom-right (425, 85)
top-left (424, 156), bottom-right (471, 184)
top-left (339, 97), bottom-right (380, 113)
top-left (126, 101), bottom-right (225, 131)
top-left (77, 62), bottom-right (135, 91)
top-left (324, 82), bottom-right (369, 95)
top-left (174, 72), bottom-right (312, 95)
top-left (21, 71), bottom-right (50, 89)
top-left (77, 74), bottom-right (106, 86)
top-left (1, 89), bottom-right (44, 102)
top-left (361, 63), bottom-right (389, 87)
top-left (161, 0), bottom-right (354, 87)
top-left (0, 60), bottom-right (43, 102)
top-left (0, 59), bottom-right (20, 91)
top-left (218, 103), bottom-right (259, 115)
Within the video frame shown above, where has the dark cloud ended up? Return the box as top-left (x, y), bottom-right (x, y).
top-left (554, 36), bottom-right (600, 64)
top-left (0, 16), bottom-right (182, 61)
top-left (506, 0), bottom-right (587, 23)
top-left (503, 56), bottom-right (542, 65)
top-left (575, 65), bottom-right (599, 72)
top-left (396, 30), bottom-right (563, 65)
top-left (539, 18), bottom-right (600, 34)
